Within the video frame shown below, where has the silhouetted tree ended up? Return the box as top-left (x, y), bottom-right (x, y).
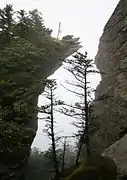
top-left (60, 52), bottom-right (99, 164)
top-left (39, 79), bottom-right (64, 178)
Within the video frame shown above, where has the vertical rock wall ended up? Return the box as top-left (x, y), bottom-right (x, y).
top-left (90, 0), bottom-right (127, 153)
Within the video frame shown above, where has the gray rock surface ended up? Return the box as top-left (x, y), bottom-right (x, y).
top-left (103, 134), bottom-right (127, 174)
top-left (90, 0), bottom-right (127, 153)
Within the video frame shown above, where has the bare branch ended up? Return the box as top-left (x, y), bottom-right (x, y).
top-left (60, 83), bottom-right (84, 97)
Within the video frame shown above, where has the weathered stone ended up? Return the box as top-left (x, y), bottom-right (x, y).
top-left (103, 134), bottom-right (127, 174)
top-left (90, 0), bottom-right (127, 154)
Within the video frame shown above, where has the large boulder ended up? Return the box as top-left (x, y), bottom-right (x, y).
top-left (103, 134), bottom-right (127, 174)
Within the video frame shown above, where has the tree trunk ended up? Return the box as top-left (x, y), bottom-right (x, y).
top-left (75, 68), bottom-right (90, 165)
top-left (84, 68), bottom-right (90, 160)
top-left (61, 138), bottom-right (66, 172)
top-left (50, 88), bottom-right (59, 176)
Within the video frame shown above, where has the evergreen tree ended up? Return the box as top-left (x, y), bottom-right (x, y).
top-left (0, 4), bottom-right (81, 179)
top-left (39, 79), bottom-right (64, 178)
top-left (0, 4), bottom-right (14, 43)
top-left (29, 9), bottom-right (44, 33)
top-left (29, 9), bottom-right (52, 36)
top-left (60, 52), bottom-right (99, 164)
top-left (15, 9), bottom-right (30, 38)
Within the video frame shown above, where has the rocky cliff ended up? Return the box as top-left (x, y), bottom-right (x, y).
top-left (0, 37), bottom-right (81, 179)
top-left (103, 134), bottom-right (127, 174)
top-left (90, 0), bottom-right (127, 155)
top-left (0, 5), bottom-right (82, 179)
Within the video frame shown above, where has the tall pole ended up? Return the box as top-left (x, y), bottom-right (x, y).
top-left (57, 22), bottom-right (61, 39)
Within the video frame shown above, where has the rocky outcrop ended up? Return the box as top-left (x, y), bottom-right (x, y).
top-left (90, 0), bottom-right (127, 154)
top-left (103, 134), bottom-right (127, 174)
top-left (0, 36), bottom-right (81, 179)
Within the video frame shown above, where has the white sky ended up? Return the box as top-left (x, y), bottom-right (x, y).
top-left (1, 0), bottom-right (119, 150)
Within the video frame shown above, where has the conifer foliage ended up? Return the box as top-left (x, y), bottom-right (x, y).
top-left (0, 4), bottom-right (81, 180)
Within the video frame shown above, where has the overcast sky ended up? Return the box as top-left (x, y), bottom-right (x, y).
top-left (1, 0), bottom-right (119, 150)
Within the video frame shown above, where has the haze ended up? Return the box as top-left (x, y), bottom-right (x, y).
top-left (0, 0), bottom-right (119, 150)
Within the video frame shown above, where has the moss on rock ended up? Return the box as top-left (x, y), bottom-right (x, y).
top-left (67, 155), bottom-right (117, 180)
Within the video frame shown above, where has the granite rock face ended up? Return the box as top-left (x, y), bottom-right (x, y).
top-left (103, 134), bottom-right (127, 174)
top-left (90, 0), bottom-right (127, 153)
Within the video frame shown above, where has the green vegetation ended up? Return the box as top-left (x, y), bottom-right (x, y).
top-left (36, 76), bottom-right (117, 180)
top-left (67, 155), bottom-right (117, 180)
top-left (59, 52), bottom-right (99, 164)
top-left (39, 79), bottom-right (63, 177)
top-left (0, 4), bottom-right (80, 154)
top-left (27, 147), bottom-right (76, 180)
top-left (0, 4), bottom-right (81, 179)
top-left (0, 4), bottom-right (117, 180)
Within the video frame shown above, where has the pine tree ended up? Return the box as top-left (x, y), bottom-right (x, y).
top-left (29, 9), bottom-right (52, 36)
top-left (15, 9), bottom-right (30, 38)
top-left (39, 79), bottom-right (64, 178)
top-left (60, 52), bottom-right (99, 164)
top-left (0, 4), bottom-right (81, 179)
top-left (0, 4), bottom-right (14, 43)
